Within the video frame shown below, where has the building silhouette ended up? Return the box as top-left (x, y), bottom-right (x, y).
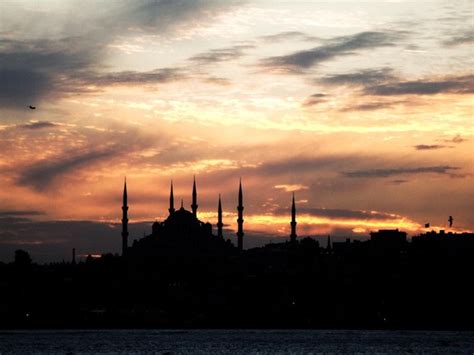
top-left (290, 193), bottom-right (297, 243)
top-left (191, 176), bottom-right (198, 217)
top-left (169, 180), bottom-right (175, 214)
top-left (121, 178), bottom-right (129, 256)
top-left (236, 178), bottom-right (244, 251)
top-left (370, 229), bottom-right (407, 251)
top-left (217, 194), bottom-right (223, 239)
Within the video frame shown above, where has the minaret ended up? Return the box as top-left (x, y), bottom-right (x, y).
top-left (121, 178), bottom-right (129, 256)
top-left (168, 180), bottom-right (175, 215)
top-left (290, 192), bottom-right (297, 242)
top-left (191, 176), bottom-right (198, 217)
top-left (327, 235), bottom-right (332, 253)
top-left (236, 179), bottom-right (244, 251)
top-left (217, 194), bottom-right (223, 238)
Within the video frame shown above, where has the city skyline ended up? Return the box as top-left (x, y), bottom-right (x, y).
top-left (0, 0), bottom-right (473, 262)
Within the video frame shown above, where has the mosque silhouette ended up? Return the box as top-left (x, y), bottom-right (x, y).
top-left (120, 177), bottom-right (297, 257)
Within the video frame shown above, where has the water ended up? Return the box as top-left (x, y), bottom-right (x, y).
top-left (0, 329), bottom-right (473, 354)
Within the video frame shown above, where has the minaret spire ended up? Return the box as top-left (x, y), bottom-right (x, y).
top-left (217, 194), bottom-right (223, 238)
top-left (169, 180), bottom-right (175, 215)
top-left (236, 178), bottom-right (244, 251)
top-left (191, 175), bottom-right (198, 217)
top-left (290, 192), bottom-right (297, 242)
top-left (121, 177), bottom-right (129, 256)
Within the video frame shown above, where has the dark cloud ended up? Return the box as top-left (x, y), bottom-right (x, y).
top-left (302, 93), bottom-right (327, 107)
top-left (0, 1), bottom-right (244, 107)
top-left (14, 123), bottom-right (164, 191)
top-left (18, 147), bottom-right (121, 190)
top-left (321, 68), bottom-right (395, 86)
top-left (260, 31), bottom-right (318, 43)
top-left (0, 68), bottom-right (56, 107)
top-left (107, 0), bottom-right (243, 36)
top-left (257, 156), bottom-right (357, 177)
top-left (0, 37), bottom-right (102, 106)
top-left (78, 70), bottom-right (233, 87)
top-left (390, 179), bottom-right (409, 185)
top-left (0, 38), bottom-right (99, 72)
top-left (443, 30), bottom-right (474, 46)
top-left (0, 210), bottom-right (43, 217)
top-left (315, 68), bottom-right (407, 111)
top-left (343, 165), bottom-right (460, 178)
top-left (0, 49), bottom-right (188, 106)
top-left (73, 67), bottom-right (187, 87)
top-left (365, 75), bottom-right (474, 96)
top-left (201, 76), bottom-right (232, 86)
top-left (339, 101), bottom-right (399, 111)
top-left (189, 44), bottom-right (255, 64)
top-left (260, 31), bottom-right (404, 73)
top-left (414, 144), bottom-right (448, 151)
top-left (19, 121), bottom-right (60, 130)
top-left (316, 68), bottom-right (473, 99)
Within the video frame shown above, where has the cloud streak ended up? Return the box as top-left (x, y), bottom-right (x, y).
top-left (302, 93), bottom-right (327, 107)
top-left (18, 148), bottom-right (121, 191)
top-left (343, 166), bottom-right (460, 178)
top-left (19, 121), bottom-right (60, 130)
top-left (260, 31), bottom-right (404, 73)
top-left (260, 31), bottom-right (318, 43)
top-left (189, 44), bottom-right (255, 64)
top-left (443, 30), bottom-right (474, 46)
top-left (321, 68), bottom-right (395, 86)
top-left (365, 75), bottom-right (474, 96)
top-left (71, 67), bottom-right (187, 87)
top-left (414, 144), bottom-right (448, 151)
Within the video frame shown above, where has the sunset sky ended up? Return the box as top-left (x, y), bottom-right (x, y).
top-left (0, 0), bottom-right (473, 261)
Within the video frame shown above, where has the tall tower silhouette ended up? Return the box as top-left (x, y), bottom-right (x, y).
top-left (217, 194), bottom-right (223, 238)
top-left (237, 179), bottom-right (244, 251)
top-left (290, 192), bottom-right (297, 242)
top-left (169, 180), bottom-right (175, 215)
top-left (191, 176), bottom-right (198, 217)
top-left (121, 178), bottom-right (129, 256)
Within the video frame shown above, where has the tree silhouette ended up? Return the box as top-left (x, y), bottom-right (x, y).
top-left (14, 249), bottom-right (32, 267)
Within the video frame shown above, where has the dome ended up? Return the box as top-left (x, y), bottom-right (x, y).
top-left (164, 207), bottom-right (198, 226)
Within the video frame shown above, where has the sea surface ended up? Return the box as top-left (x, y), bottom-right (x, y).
top-left (0, 329), bottom-right (473, 354)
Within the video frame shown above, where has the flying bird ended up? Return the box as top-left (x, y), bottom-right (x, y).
top-left (29, 106), bottom-right (36, 110)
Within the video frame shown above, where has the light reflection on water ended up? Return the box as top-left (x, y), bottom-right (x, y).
top-left (0, 329), bottom-right (473, 354)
